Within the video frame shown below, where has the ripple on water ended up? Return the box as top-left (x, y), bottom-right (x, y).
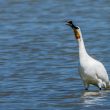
top-left (0, 0), bottom-right (110, 110)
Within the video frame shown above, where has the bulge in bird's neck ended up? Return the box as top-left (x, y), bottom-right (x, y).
top-left (73, 29), bottom-right (81, 39)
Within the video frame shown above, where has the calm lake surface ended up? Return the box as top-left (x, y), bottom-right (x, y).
top-left (0, 0), bottom-right (110, 110)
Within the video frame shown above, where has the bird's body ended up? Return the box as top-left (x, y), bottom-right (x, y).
top-left (79, 36), bottom-right (109, 89)
top-left (67, 21), bottom-right (110, 90)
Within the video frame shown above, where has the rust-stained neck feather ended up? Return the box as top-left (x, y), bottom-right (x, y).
top-left (73, 29), bottom-right (80, 39)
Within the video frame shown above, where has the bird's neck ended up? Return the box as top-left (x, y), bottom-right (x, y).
top-left (78, 36), bottom-right (89, 60)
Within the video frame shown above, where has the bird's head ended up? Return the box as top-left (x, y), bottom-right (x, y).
top-left (66, 20), bottom-right (81, 40)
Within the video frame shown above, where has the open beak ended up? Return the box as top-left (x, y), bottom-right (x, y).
top-left (66, 22), bottom-right (71, 26)
top-left (66, 20), bottom-right (73, 26)
top-left (66, 20), bottom-right (78, 29)
top-left (66, 20), bottom-right (80, 39)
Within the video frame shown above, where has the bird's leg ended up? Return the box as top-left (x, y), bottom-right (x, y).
top-left (84, 82), bottom-right (89, 90)
top-left (98, 83), bottom-right (102, 90)
top-left (99, 88), bottom-right (102, 90)
top-left (85, 88), bottom-right (88, 90)
top-left (102, 81), bottom-right (106, 88)
top-left (97, 79), bottom-right (103, 90)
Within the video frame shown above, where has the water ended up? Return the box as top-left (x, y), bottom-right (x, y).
top-left (0, 0), bottom-right (110, 110)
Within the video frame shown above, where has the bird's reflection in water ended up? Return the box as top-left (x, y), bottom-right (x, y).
top-left (82, 91), bottom-right (102, 97)
top-left (81, 90), bottom-right (110, 107)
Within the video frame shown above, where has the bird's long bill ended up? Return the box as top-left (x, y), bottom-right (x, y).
top-left (66, 21), bottom-right (80, 39)
top-left (66, 21), bottom-right (77, 29)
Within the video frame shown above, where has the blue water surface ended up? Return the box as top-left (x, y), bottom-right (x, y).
top-left (0, 0), bottom-right (110, 110)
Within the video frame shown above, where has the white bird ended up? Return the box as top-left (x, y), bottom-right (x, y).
top-left (66, 20), bottom-right (110, 90)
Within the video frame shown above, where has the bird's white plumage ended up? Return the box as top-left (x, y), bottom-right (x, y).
top-left (76, 28), bottom-right (110, 90)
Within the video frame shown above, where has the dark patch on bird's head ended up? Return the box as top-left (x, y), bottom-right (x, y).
top-left (66, 20), bottom-right (81, 39)
top-left (66, 20), bottom-right (79, 29)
